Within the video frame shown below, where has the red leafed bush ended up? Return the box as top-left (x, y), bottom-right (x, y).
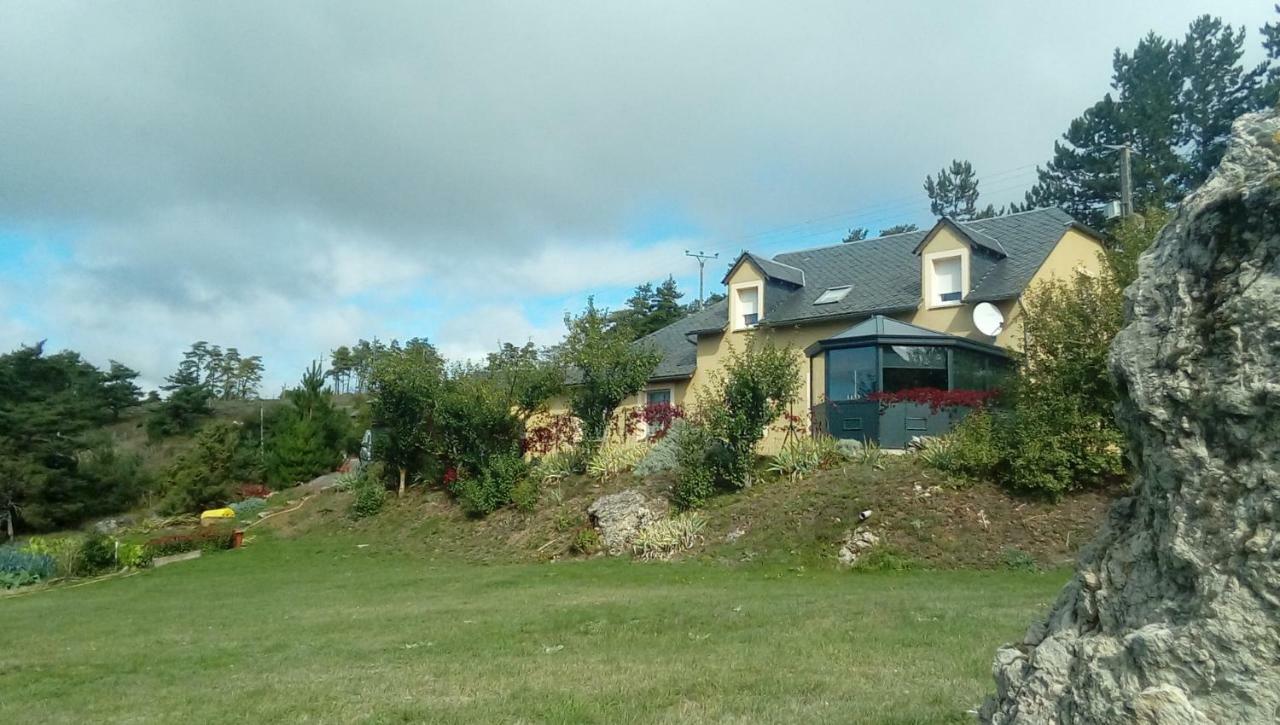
top-left (625, 402), bottom-right (685, 441)
top-left (235, 483), bottom-right (273, 500)
top-left (442, 467), bottom-right (459, 485)
top-left (144, 528), bottom-right (237, 557)
top-left (867, 387), bottom-right (998, 413)
top-left (523, 414), bottom-right (581, 454)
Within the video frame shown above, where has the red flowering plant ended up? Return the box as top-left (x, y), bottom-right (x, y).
top-left (866, 387), bottom-right (999, 413)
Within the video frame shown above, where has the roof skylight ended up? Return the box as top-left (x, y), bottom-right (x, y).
top-left (814, 286), bottom-right (852, 305)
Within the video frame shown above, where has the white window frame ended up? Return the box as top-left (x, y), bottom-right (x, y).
top-left (731, 281), bottom-right (763, 330)
top-left (924, 250), bottom-right (968, 309)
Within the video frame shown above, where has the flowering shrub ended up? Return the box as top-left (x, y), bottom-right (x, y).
top-left (866, 387), bottom-right (998, 413)
top-left (523, 414), bottom-right (581, 455)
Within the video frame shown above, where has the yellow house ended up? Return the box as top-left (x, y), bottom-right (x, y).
top-left (554, 207), bottom-right (1106, 450)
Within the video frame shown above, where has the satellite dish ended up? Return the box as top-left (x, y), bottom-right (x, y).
top-left (972, 302), bottom-right (1005, 337)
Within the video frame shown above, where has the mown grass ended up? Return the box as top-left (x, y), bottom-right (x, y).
top-left (0, 532), bottom-right (1064, 724)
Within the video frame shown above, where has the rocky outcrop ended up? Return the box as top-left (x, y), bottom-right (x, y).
top-left (836, 529), bottom-right (880, 567)
top-left (981, 112), bottom-right (1280, 723)
top-left (587, 490), bottom-right (665, 555)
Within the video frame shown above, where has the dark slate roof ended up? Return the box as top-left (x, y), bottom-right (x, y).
top-left (635, 298), bottom-right (728, 380)
top-left (962, 207), bottom-right (1081, 302)
top-left (722, 252), bottom-right (806, 287)
top-left (764, 207), bottom-right (1081, 325)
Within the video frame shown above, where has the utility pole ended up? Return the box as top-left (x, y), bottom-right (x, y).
top-left (1118, 143), bottom-right (1133, 217)
top-left (1104, 142), bottom-right (1135, 218)
top-left (684, 250), bottom-right (719, 305)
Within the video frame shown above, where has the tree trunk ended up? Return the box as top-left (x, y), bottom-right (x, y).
top-left (398, 468), bottom-right (406, 497)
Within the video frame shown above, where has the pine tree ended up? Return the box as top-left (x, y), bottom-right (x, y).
top-left (842, 228), bottom-right (869, 243)
top-left (103, 361), bottom-right (143, 419)
top-left (1179, 16), bottom-right (1266, 181)
top-left (1021, 18), bottom-right (1269, 224)
top-left (878, 223), bottom-right (919, 236)
top-left (923, 160), bottom-right (999, 220)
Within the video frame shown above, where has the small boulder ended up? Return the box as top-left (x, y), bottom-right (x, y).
top-left (837, 528), bottom-right (880, 567)
top-left (587, 490), bottom-right (666, 555)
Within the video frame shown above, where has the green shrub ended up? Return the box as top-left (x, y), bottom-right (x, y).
top-left (512, 476), bottom-right (540, 513)
top-left (454, 453), bottom-right (527, 517)
top-left (631, 513), bottom-right (706, 560)
top-left (586, 443), bottom-right (649, 482)
top-left (571, 527), bottom-right (601, 555)
top-left (76, 533), bottom-right (117, 576)
top-left (1001, 547), bottom-right (1039, 572)
top-left (116, 542), bottom-right (152, 569)
top-left (24, 535), bottom-right (84, 577)
top-left (696, 340), bottom-right (802, 490)
top-left (672, 422), bottom-right (717, 510)
top-left (350, 480), bottom-right (388, 520)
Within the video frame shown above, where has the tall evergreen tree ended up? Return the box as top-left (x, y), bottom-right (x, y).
top-left (923, 160), bottom-right (999, 220)
top-left (1019, 18), bottom-right (1268, 224)
top-left (102, 361), bottom-right (143, 420)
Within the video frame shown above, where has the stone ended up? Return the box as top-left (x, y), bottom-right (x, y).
top-left (586, 490), bottom-right (666, 555)
top-left (836, 528), bottom-right (880, 567)
top-left (980, 111), bottom-right (1280, 723)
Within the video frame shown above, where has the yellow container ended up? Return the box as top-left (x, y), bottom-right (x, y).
top-left (200, 507), bottom-right (236, 521)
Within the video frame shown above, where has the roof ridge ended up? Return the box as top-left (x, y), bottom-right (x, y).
top-left (773, 229), bottom-right (923, 258)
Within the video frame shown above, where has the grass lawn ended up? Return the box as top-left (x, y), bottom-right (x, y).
top-left (1, 534), bottom-right (1064, 724)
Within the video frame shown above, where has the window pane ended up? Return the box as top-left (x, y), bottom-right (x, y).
top-left (952, 348), bottom-right (1009, 391)
top-left (738, 287), bottom-right (758, 314)
top-left (646, 389), bottom-right (671, 405)
top-left (881, 345), bottom-right (946, 369)
top-left (932, 256), bottom-right (962, 303)
top-left (827, 346), bottom-right (877, 401)
top-left (883, 366), bottom-right (947, 392)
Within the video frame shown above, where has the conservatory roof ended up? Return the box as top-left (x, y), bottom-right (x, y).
top-left (804, 315), bottom-right (1008, 358)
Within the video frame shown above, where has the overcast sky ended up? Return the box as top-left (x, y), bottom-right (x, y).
top-left (0, 1), bottom-right (1272, 392)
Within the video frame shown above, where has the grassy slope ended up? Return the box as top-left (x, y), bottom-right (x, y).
top-left (269, 457), bottom-right (1115, 570)
top-left (0, 532), bottom-right (1066, 724)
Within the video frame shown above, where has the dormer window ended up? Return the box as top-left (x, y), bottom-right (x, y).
top-left (734, 284), bottom-right (761, 329)
top-left (928, 253), bottom-right (965, 307)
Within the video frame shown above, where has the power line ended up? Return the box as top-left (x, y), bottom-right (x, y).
top-left (683, 250), bottom-right (720, 304)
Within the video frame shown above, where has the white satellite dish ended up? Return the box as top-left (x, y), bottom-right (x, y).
top-left (972, 302), bottom-right (1005, 337)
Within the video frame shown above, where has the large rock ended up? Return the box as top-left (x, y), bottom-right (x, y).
top-left (587, 490), bottom-right (666, 555)
top-left (981, 112), bottom-right (1280, 723)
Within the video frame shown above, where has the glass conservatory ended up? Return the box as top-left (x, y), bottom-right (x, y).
top-left (805, 315), bottom-right (1009, 448)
